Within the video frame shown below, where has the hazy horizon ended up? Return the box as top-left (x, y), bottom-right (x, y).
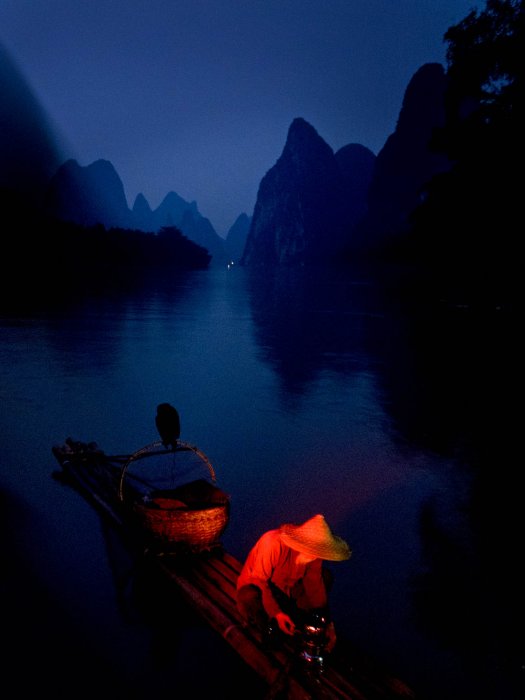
top-left (0, 1), bottom-right (485, 235)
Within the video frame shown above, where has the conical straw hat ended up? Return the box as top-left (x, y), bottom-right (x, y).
top-left (279, 514), bottom-right (351, 561)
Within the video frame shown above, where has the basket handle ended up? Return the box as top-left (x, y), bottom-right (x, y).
top-left (118, 440), bottom-right (216, 502)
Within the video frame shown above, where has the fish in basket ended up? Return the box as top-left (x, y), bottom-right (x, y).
top-left (118, 439), bottom-right (230, 552)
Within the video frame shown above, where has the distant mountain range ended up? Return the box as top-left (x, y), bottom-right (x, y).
top-left (242, 63), bottom-right (450, 266)
top-left (2, 38), bottom-right (451, 271)
top-left (241, 118), bottom-right (375, 265)
top-left (43, 158), bottom-right (231, 265)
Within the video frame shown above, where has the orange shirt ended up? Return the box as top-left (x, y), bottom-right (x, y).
top-left (237, 528), bottom-right (328, 619)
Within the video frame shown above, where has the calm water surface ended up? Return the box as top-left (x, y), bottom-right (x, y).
top-left (0, 265), bottom-right (522, 699)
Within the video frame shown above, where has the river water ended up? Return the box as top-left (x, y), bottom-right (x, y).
top-left (0, 264), bottom-right (522, 699)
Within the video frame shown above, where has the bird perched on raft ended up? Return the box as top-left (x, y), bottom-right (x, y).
top-left (155, 403), bottom-right (181, 449)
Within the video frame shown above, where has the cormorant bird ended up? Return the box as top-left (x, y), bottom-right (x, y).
top-left (155, 403), bottom-right (181, 449)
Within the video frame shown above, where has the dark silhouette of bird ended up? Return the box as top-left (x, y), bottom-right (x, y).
top-left (155, 403), bottom-right (181, 449)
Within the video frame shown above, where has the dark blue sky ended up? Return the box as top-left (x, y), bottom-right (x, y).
top-left (0, 1), bottom-right (484, 235)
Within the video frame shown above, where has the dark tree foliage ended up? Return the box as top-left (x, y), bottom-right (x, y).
top-left (1, 193), bottom-right (211, 302)
top-left (408, 0), bottom-right (523, 303)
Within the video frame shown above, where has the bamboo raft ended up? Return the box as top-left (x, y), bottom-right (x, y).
top-left (52, 438), bottom-right (416, 700)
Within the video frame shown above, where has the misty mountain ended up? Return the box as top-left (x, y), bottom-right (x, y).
top-left (44, 159), bottom-right (227, 264)
top-left (224, 213), bottom-right (251, 263)
top-left (44, 158), bottom-right (134, 230)
top-left (0, 43), bottom-right (63, 207)
top-left (0, 42), bottom-right (225, 268)
top-left (131, 192), bottom-right (155, 230)
top-left (351, 63), bottom-right (451, 251)
top-left (241, 63), bottom-right (452, 267)
top-left (334, 143), bottom-right (376, 233)
top-left (134, 188), bottom-right (228, 264)
top-left (241, 117), bottom-right (360, 266)
top-left (178, 205), bottom-right (227, 264)
top-left (1, 38), bottom-right (455, 274)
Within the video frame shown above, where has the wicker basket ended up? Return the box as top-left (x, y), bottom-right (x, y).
top-left (119, 440), bottom-right (230, 551)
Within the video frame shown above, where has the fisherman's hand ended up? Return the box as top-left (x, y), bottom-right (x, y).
top-left (275, 611), bottom-right (296, 636)
top-left (325, 621), bottom-right (336, 652)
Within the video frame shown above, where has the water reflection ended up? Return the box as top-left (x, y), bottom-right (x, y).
top-left (1, 263), bottom-right (522, 700)
top-left (245, 265), bottom-right (386, 396)
top-left (243, 263), bottom-right (524, 698)
top-left (380, 302), bottom-right (524, 697)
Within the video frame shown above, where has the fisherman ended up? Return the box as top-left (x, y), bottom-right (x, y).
top-left (236, 514), bottom-right (351, 652)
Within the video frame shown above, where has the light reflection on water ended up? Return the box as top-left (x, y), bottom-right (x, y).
top-left (0, 265), bottom-right (521, 699)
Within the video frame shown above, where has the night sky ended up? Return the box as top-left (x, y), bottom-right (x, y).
top-left (0, 1), bottom-right (484, 235)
